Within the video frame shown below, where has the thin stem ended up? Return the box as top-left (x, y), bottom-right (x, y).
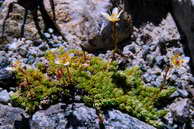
top-left (66, 66), bottom-right (72, 82)
top-left (83, 50), bottom-right (87, 61)
top-left (112, 22), bottom-right (117, 51)
top-left (150, 66), bottom-right (171, 103)
top-left (112, 22), bottom-right (117, 60)
top-left (160, 66), bottom-right (170, 91)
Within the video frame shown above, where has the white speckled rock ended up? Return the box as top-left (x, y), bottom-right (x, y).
top-left (0, 90), bottom-right (10, 104)
top-left (31, 103), bottom-right (156, 129)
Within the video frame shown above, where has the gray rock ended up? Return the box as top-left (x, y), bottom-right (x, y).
top-left (123, 43), bottom-right (136, 54)
top-left (39, 44), bottom-right (48, 51)
top-left (155, 56), bottom-right (165, 68)
top-left (149, 45), bottom-right (157, 51)
top-left (26, 56), bottom-right (36, 65)
top-left (146, 54), bottom-right (155, 66)
top-left (18, 48), bottom-right (28, 57)
top-left (0, 69), bottom-right (16, 89)
top-left (171, 0), bottom-right (194, 73)
top-left (0, 104), bottom-right (29, 129)
top-left (0, 56), bottom-right (10, 69)
top-left (177, 89), bottom-right (189, 97)
top-left (104, 110), bottom-right (156, 129)
top-left (48, 43), bottom-right (62, 48)
top-left (189, 76), bottom-right (194, 83)
top-left (170, 74), bottom-right (178, 81)
top-left (169, 98), bottom-right (191, 123)
top-left (142, 45), bottom-right (150, 58)
top-left (170, 90), bottom-right (180, 98)
top-left (83, 17), bottom-right (132, 51)
top-left (33, 40), bottom-right (42, 47)
top-left (31, 103), bottom-right (156, 129)
top-left (0, 90), bottom-right (10, 104)
top-left (143, 73), bottom-right (153, 83)
top-left (150, 80), bottom-right (161, 87)
top-left (170, 89), bottom-right (189, 98)
top-left (31, 103), bottom-right (99, 129)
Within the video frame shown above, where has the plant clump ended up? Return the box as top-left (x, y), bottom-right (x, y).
top-left (10, 48), bottom-right (175, 128)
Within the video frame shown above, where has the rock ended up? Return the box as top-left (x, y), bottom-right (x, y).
top-left (155, 56), bottom-right (165, 68)
top-left (31, 103), bottom-right (99, 129)
top-left (104, 109), bottom-right (156, 129)
top-left (26, 56), bottom-right (36, 65)
top-left (39, 44), bottom-right (48, 51)
top-left (170, 74), bottom-right (178, 82)
top-left (0, 69), bottom-right (16, 89)
top-left (150, 80), bottom-right (161, 87)
top-left (169, 98), bottom-right (191, 123)
top-left (0, 0), bottom-right (132, 52)
top-left (0, 104), bottom-right (29, 129)
top-left (146, 54), bottom-right (155, 66)
top-left (170, 89), bottom-right (189, 98)
top-left (142, 45), bottom-right (150, 58)
top-left (48, 43), bottom-right (62, 48)
top-left (143, 73), bottom-right (152, 83)
top-left (31, 103), bottom-right (156, 129)
top-left (33, 40), bottom-right (42, 47)
top-left (187, 87), bottom-right (194, 97)
top-left (18, 48), bottom-right (28, 57)
top-left (0, 90), bottom-right (10, 104)
top-left (171, 0), bottom-right (194, 73)
top-left (189, 76), bottom-right (194, 84)
top-left (123, 43), bottom-right (136, 54)
top-left (82, 14), bottom-right (132, 52)
top-left (0, 56), bottom-right (10, 69)
top-left (177, 89), bottom-right (189, 97)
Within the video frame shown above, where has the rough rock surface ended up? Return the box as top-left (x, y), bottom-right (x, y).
top-left (166, 98), bottom-right (192, 128)
top-left (31, 103), bottom-right (156, 129)
top-left (169, 98), bottom-right (191, 122)
top-left (0, 69), bottom-right (16, 89)
top-left (171, 0), bottom-right (194, 73)
top-left (103, 109), bottom-right (156, 129)
top-left (0, 90), bottom-right (10, 103)
top-left (0, 0), bottom-right (131, 51)
top-left (123, 0), bottom-right (194, 73)
top-left (0, 104), bottom-right (29, 129)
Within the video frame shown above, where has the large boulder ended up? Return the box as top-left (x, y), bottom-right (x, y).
top-left (31, 103), bottom-right (156, 129)
top-left (0, 0), bottom-right (132, 52)
top-left (171, 0), bottom-right (194, 73)
top-left (0, 104), bottom-right (29, 129)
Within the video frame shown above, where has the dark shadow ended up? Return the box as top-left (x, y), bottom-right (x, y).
top-left (14, 114), bottom-right (30, 129)
top-left (124, 0), bottom-right (171, 27)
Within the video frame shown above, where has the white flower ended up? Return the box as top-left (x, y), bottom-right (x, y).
top-left (55, 59), bottom-right (62, 65)
top-left (44, 33), bottom-right (51, 38)
top-left (64, 62), bottom-right (70, 67)
top-left (48, 28), bottom-right (54, 33)
top-left (101, 7), bottom-right (123, 22)
top-left (5, 66), bottom-right (16, 71)
top-left (58, 36), bottom-right (63, 41)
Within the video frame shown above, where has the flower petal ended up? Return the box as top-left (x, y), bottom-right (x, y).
top-left (64, 62), bottom-right (70, 67)
top-left (183, 56), bottom-right (190, 63)
top-left (101, 12), bottom-right (110, 20)
top-left (117, 10), bottom-right (123, 18)
top-left (112, 7), bottom-right (119, 15)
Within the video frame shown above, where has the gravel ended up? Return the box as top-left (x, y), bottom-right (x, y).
top-left (0, 11), bottom-right (193, 128)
